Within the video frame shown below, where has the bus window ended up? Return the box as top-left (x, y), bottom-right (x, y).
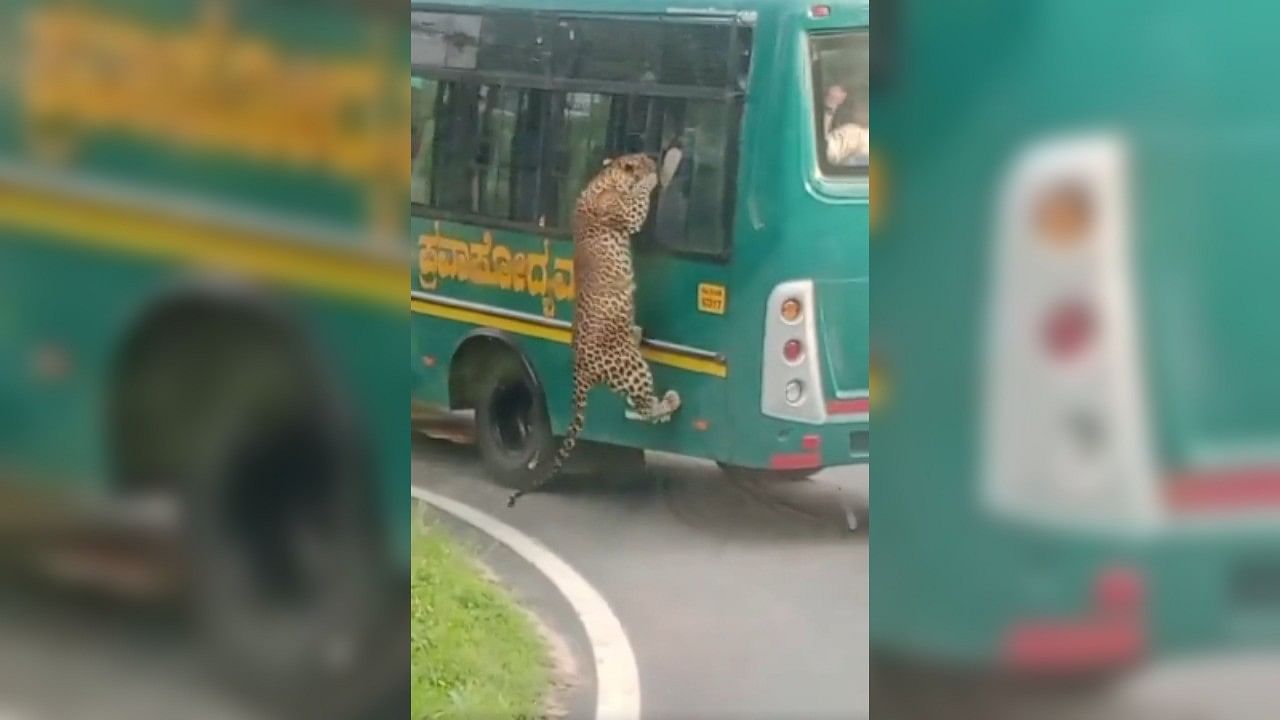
top-left (411, 76), bottom-right (438, 206)
top-left (411, 11), bottom-right (481, 69)
top-left (414, 80), bottom-right (562, 226)
top-left (411, 10), bottom-right (745, 251)
top-left (654, 100), bottom-right (737, 257)
top-left (554, 18), bottom-right (662, 85)
top-left (556, 92), bottom-right (614, 224)
top-left (811, 30), bottom-right (869, 176)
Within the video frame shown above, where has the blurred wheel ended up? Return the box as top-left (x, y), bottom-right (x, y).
top-left (186, 401), bottom-right (404, 720)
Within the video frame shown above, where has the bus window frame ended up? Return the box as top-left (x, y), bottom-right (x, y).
top-left (409, 5), bottom-right (751, 262)
top-left (809, 28), bottom-right (869, 183)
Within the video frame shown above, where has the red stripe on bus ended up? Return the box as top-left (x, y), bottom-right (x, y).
top-left (770, 452), bottom-right (822, 470)
top-left (1003, 617), bottom-right (1144, 673)
top-left (827, 397), bottom-right (870, 415)
top-left (1167, 468), bottom-right (1280, 511)
top-left (1002, 565), bottom-right (1146, 673)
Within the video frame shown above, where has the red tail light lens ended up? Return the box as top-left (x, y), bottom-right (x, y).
top-left (810, 5), bottom-right (831, 18)
top-left (1044, 301), bottom-right (1094, 359)
top-left (783, 339), bottom-right (804, 363)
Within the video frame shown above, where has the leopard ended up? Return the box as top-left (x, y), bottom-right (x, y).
top-left (508, 153), bottom-right (681, 507)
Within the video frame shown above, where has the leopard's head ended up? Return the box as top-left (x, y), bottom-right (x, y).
top-left (578, 153), bottom-right (659, 233)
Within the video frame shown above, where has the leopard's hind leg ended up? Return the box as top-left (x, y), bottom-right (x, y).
top-left (606, 344), bottom-right (680, 423)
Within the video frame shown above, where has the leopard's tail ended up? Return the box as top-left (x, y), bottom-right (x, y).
top-left (508, 381), bottom-right (588, 507)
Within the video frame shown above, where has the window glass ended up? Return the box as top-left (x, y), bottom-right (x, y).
top-left (411, 14), bottom-right (743, 255)
top-left (410, 12), bottom-right (449, 67)
top-left (654, 100), bottom-right (734, 255)
top-left (481, 86), bottom-right (517, 219)
top-left (811, 31), bottom-right (869, 176)
top-left (477, 13), bottom-right (550, 77)
top-left (552, 18), bottom-right (661, 84)
top-left (410, 12), bottom-right (481, 69)
top-left (555, 92), bottom-right (612, 225)
top-left (410, 75), bottom-right (439, 206)
top-left (430, 81), bottom-right (481, 212)
top-left (658, 23), bottom-right (732, 87)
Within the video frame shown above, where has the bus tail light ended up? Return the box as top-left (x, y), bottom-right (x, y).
top-left (810, 5), bottom-right (831, 19)
top-left (781, 298), bottom-right (803, 323)
top-left (785, 380), bottom-right (805, 405)
top-left (984, 134), bottom-right (1160, 528)
top-left (1043, 299), bottom-right (1094, 360)
top-left (783, 339), bottom-right (804, 363)
top-left (762, 280), bottom-right (827, 423)
top-left (1034, 182), bottom-right (1093, 247)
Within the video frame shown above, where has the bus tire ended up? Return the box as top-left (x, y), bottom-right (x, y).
top-left (186, 403), bottom-right (406, 720)
top-left (717, 462), bottom-right (817, 483)
top-left (114, 301), bottom-right (404, 719)
top-left (474, 357), bottom-right (557, 491)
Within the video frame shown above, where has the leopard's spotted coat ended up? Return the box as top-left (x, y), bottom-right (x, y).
top-left (508, 153), bottom-right (680, 506)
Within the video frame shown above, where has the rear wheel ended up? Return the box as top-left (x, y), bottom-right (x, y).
top-left (717, 462), bottom-right (818, 483)
top-left (115, 309), bottom-right (404, 719)
top-left (188, 406), bottom-right (404, 720)
top-left (473, 356), bottom-right (557, 491)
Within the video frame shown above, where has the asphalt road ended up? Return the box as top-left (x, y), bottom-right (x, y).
top-left (413, 432), bottom-right (871, 720)
top-left (0, 591), bottom-right (258, 720)
top-left (416, 429), bottom-right (1280, 720)
top-left (1, 433), bottom-right (1274, 719)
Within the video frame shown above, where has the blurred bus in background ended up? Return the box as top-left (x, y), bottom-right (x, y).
top-left (872, 0), bottom-right (1280, 711)
top-left (0, 1), bottom-right (406, 717)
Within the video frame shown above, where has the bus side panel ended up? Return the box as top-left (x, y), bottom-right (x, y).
top-left (0, 236), bottom-right (165, 490)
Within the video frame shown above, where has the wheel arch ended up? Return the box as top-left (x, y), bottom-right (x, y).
top-left (107, 278), bottom-right (346, 492)
top-left (447, 328), bottom-right (545, 411)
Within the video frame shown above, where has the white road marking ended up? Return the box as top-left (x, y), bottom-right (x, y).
top-left (412, 487), bottom-right (641, 720)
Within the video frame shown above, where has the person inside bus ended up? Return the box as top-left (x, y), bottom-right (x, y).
top-left (823, 82), bottom-right (849, 135)
top-left (823, 84), bottom-right (869, 167)
top-left (656, 132), bottom-right (691, 238)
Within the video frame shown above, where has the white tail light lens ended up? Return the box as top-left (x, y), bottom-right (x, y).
top-left (785, 380), bottom-right (805, 405)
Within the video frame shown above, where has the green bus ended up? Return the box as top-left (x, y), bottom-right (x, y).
top-left (873, 0), bottom-right (1280, 680)
top-left (411, 0), bottom-right (870, 487)
top-left (0, 0), bottom-right (406, 714)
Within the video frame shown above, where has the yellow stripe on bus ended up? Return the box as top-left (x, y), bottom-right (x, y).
top-left (410, 297), bottom-right (729, 378)
top-left (0, 182), bottom-right (403, 307)
top-left (0, 180), bottom-right (728, 379)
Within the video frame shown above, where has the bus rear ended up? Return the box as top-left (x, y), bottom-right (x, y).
top-left (874, 0), bottom-right (1280, 685)
top-left (717, 1), bottom-right (869, 476)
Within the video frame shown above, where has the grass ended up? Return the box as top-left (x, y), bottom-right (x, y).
top-left (412, 523), bottom-right (550, 720)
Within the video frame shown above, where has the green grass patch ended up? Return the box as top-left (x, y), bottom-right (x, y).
top-left (412, 523), bottom-right (549, 720)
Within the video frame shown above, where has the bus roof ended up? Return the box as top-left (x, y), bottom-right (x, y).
top-left (411, 0), bottom-right (867, 19)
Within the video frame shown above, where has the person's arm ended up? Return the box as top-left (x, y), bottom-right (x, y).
top-left (660, 146), bottom-right (683, 189)
top-left (826, 124), bottom-right (869, 165)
